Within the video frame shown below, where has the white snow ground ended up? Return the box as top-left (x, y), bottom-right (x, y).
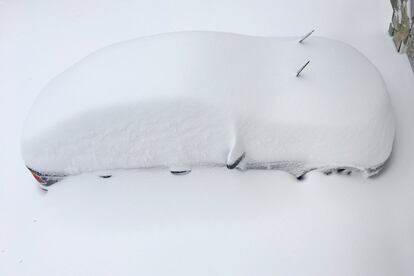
top-left (0, 0), bottom-right (413, 275)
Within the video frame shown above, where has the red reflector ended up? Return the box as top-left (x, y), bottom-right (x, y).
top-left (30, 170), bottom-right (46, 184)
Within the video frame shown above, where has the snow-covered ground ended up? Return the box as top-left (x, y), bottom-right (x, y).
top-left (0, 0), bottom-right (413, 275)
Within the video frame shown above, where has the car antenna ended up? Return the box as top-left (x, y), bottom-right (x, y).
top-left (296, 60), bottom-right (310, 77)
top-left (299, 29), bottom-right (315, 43)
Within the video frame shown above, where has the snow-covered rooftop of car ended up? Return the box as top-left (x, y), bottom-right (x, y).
top-left (21, 31), bottom-right (395, 177)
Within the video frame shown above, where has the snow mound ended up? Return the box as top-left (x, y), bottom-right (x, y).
top-left (21, 31), bottom-right (395, 179)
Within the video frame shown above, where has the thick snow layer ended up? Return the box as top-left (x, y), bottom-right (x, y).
top-left (21, 31), bottom-right (394, 177)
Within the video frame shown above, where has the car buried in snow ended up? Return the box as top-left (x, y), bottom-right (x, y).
top-left (21, 31), bottom-right (395, 188)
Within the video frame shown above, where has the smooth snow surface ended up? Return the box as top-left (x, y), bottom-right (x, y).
top-left (22, 32), bottom-right (394, 177)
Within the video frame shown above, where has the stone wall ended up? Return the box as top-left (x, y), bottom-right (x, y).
top-left (389, 0), bottom-right (414, 70)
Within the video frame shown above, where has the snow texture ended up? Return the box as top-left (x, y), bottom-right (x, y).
top-left (3, 1), bottom-right (414, 275)
top-left (21, 31), bottom-right (395, 178)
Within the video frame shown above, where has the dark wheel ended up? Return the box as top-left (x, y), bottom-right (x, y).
top-left (296, 174), bottom-right (305, 181)
top-left (170, 170), bottom-right (191, 175)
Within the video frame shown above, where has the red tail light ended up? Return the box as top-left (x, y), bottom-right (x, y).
top-left (29, 169), bottom-right (47, 184)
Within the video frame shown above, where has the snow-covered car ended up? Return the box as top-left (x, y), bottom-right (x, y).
top-left (21, 31), bottom-right (395, 187)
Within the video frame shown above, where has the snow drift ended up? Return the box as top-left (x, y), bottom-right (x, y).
top-left (21, 31), bottom-right (395, 181)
